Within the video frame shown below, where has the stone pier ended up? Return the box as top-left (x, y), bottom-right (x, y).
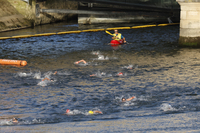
top-left (177, 0), bottom-right (200, 47)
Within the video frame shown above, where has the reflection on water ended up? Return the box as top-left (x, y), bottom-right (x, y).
top-left (0, 23), bottom-right (200, 132)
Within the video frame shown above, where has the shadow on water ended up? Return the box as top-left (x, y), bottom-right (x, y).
top-left (1, 23), bottom-right (200, 132)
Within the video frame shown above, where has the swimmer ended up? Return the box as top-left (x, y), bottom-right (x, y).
top-left (66, 109), bottom-right (102, 115)
top-left (122, 96), bottom-right (135, 102)
top-left (90, 72), bottom-right (106, 77)
top-left (97, 55), bottom-right (108, 60)
top-left (66, 109), bottom-right (72, 114)
top-left (88, 110), bottom-right (103, 115)
top-left (42, 77), bottom-right (54, 82)
top-left (90, 74), bottom-right (97, 77)
top-left (44, 71), bottom-right (57, 76)
top-left (12, 118), bottom-right (18, 123)
top-left (123, 65), bottom-right (133, 69)
top-left (75, 59), bottom-right (87, 64)
top-left (117, 72), bottom-right (123, 76)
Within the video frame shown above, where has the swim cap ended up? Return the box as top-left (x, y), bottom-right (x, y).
top-left (66, 109), bottom-right (70, 113)
top-left (88, 111), bottom-right (94, 114)
top-left (122, 97), bottom-right (126, 101)
top-left (118, 72), bottom-right (123, 76)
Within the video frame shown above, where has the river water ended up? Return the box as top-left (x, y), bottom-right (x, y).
top-left (0, 23), bottom-right (200, 132)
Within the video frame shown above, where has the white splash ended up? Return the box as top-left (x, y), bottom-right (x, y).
top-left (43, 71), bottom-right (54, 78)
top-left (124, 102), bottom-right (135, 106)
top-left (91, 70), bottom-right (112, 78)
top-left (17, 72), bottom-right (32, 77)
top-left (37, 80), bottom-right (51, 87)
top-left (0, 119), bottom-right (17, 126)
top-left (160, 103), bottom-right (176, 111)
top-left (65, 109), bottom-right (102, 116)
top-left (74, 62), bottom-right (89, 66)
top-left (95, 55), bottom-right (109, 60)
top-left (122, 65), bottom-right (134, 69)
top-left (57, 71), bottom-right (71, 75)
top-left (91, 51), bottom-right (101, 55)
top-left (33, 71), bottom-right (41, 79)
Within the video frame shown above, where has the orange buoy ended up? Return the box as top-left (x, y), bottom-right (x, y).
top-left (0, 59), bottom-right (27, 67)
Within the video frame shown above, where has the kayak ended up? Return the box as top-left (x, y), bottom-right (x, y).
top-left (110, 39), bottom-right (124, 45)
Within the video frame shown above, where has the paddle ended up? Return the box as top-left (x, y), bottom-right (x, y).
top-left (105, 31), bottom-right (114, 36)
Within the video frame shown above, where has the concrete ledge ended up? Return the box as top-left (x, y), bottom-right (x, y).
top-left (179, 36), bottom-right (200, 47)
top-left (0, 0), bottom-right (32, 32)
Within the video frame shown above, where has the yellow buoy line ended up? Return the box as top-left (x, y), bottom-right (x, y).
top-left (0, 23), bottom-right (179, 40)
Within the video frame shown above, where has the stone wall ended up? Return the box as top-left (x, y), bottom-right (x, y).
top-left (0, 0), bottom-right (78, 32)
top-left (35, 0), bottom-right (78, 25)
top-left (0, 0), bottom-right (32, 32)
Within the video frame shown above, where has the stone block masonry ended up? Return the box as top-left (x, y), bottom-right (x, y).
top-left (0, 0), bottom-right (78, 32)
top-left (35, 0), bottom-right (78, 25)
top-left (0, 0), bottom-right (32, 32)
top-left (177, 0), bottom-right (200, 47)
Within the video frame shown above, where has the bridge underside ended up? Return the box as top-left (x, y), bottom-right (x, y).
top-left (76, 0), bottom-right (180, 24)
top-left (38, 0), bottom-right (180, 25)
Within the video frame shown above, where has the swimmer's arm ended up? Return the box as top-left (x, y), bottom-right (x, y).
top-left (94, 111), bottom-right (103, 114)
top-left (75, 59), bottom-right (87, 64)
top-left (53, 71), bottom-right (57, 75)
top-left (79, 60), bottom-right (87, 64)
top-left (126, 96), bottom-right (135, 101)
top-left (42, 77), bottom-right (50, 81)
top-left (90, 74), bottom-right (96, 77)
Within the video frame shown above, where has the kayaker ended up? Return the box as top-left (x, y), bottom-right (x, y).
top-left (122, 96), bottom-right (135, 102)
top-left (112, 29), bottom-right (126, 43)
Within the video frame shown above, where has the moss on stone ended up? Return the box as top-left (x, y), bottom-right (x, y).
top-left (179, 36), bottom-right (200, 47)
